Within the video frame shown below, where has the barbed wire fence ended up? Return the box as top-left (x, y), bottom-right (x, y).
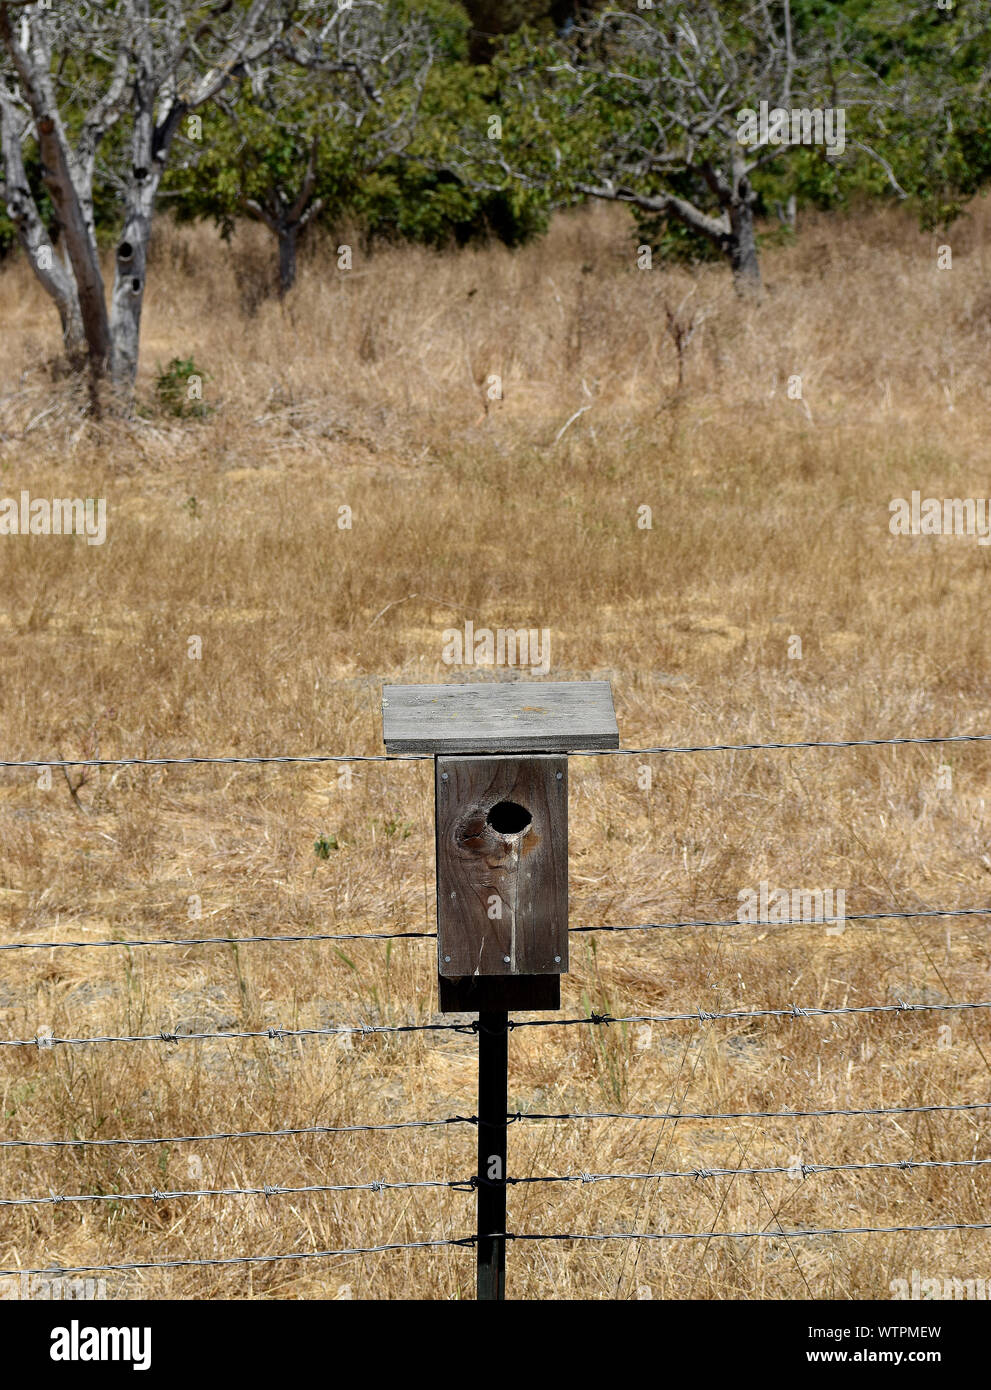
top-left (2, 729), bottom-right (991, 1293)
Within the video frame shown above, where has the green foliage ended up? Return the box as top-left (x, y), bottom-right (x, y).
top-left (0, 216), bottom-right (15, 261)
top-left (162, 15), bottom-right (548, 263)
top-left (381, 818), bottom-right (413, 840)
top-left (154, 357), bottom-right (211, 419)
top-left (314, 834), bottom-right (339, 858)
top-left (355, 160), bottom-right (546, 248)
top-left (788, 0), bottom-right (991, 228)
top-left (375, 53), bottom-right (550, 246)
top-left (164, 79), bottom-right (358, 234)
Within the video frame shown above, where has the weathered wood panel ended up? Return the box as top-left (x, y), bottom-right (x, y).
top-left (435, 755), bottom-right (568, 977)
top-left (383, 681), bottom-right (619, 753)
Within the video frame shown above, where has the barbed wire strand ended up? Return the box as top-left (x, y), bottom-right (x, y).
top-left (5, 998), bottom-right (990, 1050)
top-left (8, 1154), bottom-right (991, 1210)
top-left (4, 730), bottom-right (991, 772)
top-left (570, 906), bottom-right (991, 936)
top-left (0, 1239), bottom-right (473, 1280)
top-left (5, 1220), bottom-right (991, 1279)
top-left (513, 1000), bottom-right (991, 1030)
top-left (587, 733), bottom-right (991, 757)
top-left (504, 1222), bottom-right (991, 1243)
top-left (0, 753), bottom-right (431, 768)
top-left (518, 1100), bottom-right (991, 1124)
top-left (0, 928), bottom-right (438, 952)
top-left (500, 1155), bottom-right (991, 1186)
top-left (0, 1019), bottom-right (468, 1049)
top-left (0, 1116), bottom-right (471, 1150)
top-left (4, 905), bottom-right (989, 955)
top-left (0, 1177), bottom-right (471, 1209)
top-left (5, 1097), bottom-right (989, 1153)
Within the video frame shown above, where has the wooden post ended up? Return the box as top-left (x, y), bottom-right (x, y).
top-left (382, 680), bottom-right (619, 1298)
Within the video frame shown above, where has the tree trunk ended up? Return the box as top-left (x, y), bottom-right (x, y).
top-left (726, 197), bottom-right (761, 293)
top-left (278, 221), bottom-right (298, 297)
top-left (724, 154), bottom-right (761, 295)
top-left (108, 63), bottom-right (178, 399)
top-left (0, 7), bottom-right (113, 388)
top-left (33, 122), bottom-right (114, 379)
top-left (53, 263), bottom-right (87, 370)
top-left (5, 213), bottom-right (86, 369)
top-left (109, 170), bottom-right (160, 395)
top-left (0, 94), bottom-right (86, 368)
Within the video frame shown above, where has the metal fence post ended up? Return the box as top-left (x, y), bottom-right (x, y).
top-left (476, 1010), bottom-right (508, 1301)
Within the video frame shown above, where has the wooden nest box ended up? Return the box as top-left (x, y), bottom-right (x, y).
top-left (382, 681), bottom-right (619, 1012)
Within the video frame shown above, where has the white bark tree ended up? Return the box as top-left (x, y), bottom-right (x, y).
top-left (0, 0), bottom-right (296, 406)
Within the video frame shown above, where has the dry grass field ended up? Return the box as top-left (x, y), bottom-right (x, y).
top-left (1, 198), bottom-right (991, 1299)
